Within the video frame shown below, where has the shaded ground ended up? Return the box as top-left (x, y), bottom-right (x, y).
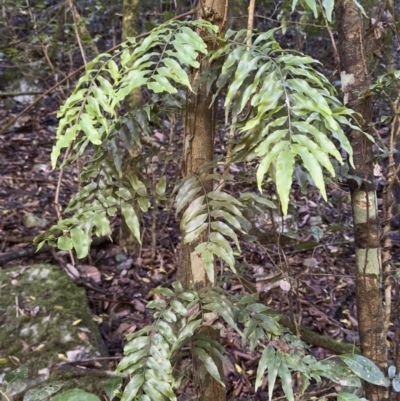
top-left (1, 94), bottom-right (385, 399)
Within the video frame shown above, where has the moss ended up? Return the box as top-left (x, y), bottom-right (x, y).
top-left (0, 264), bottom-right (108, 399)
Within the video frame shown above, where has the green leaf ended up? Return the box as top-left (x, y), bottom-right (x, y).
top-left (58, 236), bottom-right (73, 251)
top-left (225, 52), bottom-right (261, 109)
top-left (143, 382), bottom-right (164, 401)
top-left (268, 355), bottom-right (281, 401)
top-left (176, 319), bottom-right (202, 344)
top-left (192, 347), bottom-right (224, 386)
top-left (292, 134), bottom-right (335, 176)
top-left (207, 190), bottom-right (242, 206)
top-left (146, 378), bottom-right (176, 401)
top-left (193, 339), bottom-right (228, 365)
top-left (337, 393), bottom-right (364, 401)
top-left (50, 389), bottom-right (100, 401)
top-left (351, 0), bottom-right (368, 17)
top-left (200, 240), bottom-right (235, 271)
top-left (125, 326), bottom-right (153, 341)
top-left (93, 211), bottom-right (111, 237)
top-left (257, 141), bottom-right (290, 191)
top-left (52, 124), bottom-right (80, 168)
top-left (288, 79), bottom-right (331, 115)
top-left (279, 361), bottom-right (294, 401)
top-left (70, 227), bottom-right (90, 259)
top-left (292, 121), bottom-right (342, 162)
top-left (162, 309), bottom-right (177, 323)
top-left (209, 231), bottom-right (234, 260)
top-left (107, 59), bottom-right (120, 80)
top-left (123, 336), bottom-right (150, 354)
top-left (163, 58), bottom-right (191, 88)
top-left (210, 210), bottom-right (242, 232)
top-left (278, 54), bottom-right (318, 66)
top-left (184, 222), bottom-right (208, 244)
top-left (80, 114), bottom-right (102, 145)
top-left (110, 136), bottom-right (123, 177)
top-left (209, 200), bottom-right (243, 218)
top-left (4, 366), bottom-right (29, 384)
top-left (339, 354), bottom-right (390, 387)
top-left (138, 197), bottom-right (150, 212)
top-left (103, 376), bottom-right (123, 401)
top-left (330, 127), bottom-right (354, 167)
top-left (181, 196), bottom-right (206, 228)
top-left (256, 346), bottom-right (275, 390)
top-left (167, 48), bottom-right (199, 68)
top-left (179, 27), bottom-right (208, 54)
top-left (24, 381), bottom-right (65, 401)
top-left (291, 144), bottom-right (327, 200)
top-left (176, 186), bottom-right (202, 215)
top-left (156, 176), bottom-right (167, 196)
top-left (157, 320), bottom-right (177, 343)
top-left (151, 287), bottom-right (174, 297)
top-left (121, 202), bottom-right (141, 244)
top-left (211, 221), bottom-right (240, 249)
top-left (121, 373), bottom-right (145, 401)
top-left (320, 361), bottom-right (362, 387)
top-left (115, 188), bottom-right (133, 201)
top-left (128, 174), bottom-right (147, 197)
top-left (185, 213), bottom-right (208, 233)
top-left (200, 250), bottom-right (215, 282)
top-left (170, 299), bottom-right (187, 316)
top-left (117, 349), bottom-right (148, 372)
top-left (147, 299), bottom-right (167, 308)
top-left (275, 150), bottom-right (295, 215)
top-left (255, 129), bottom-right (289, 157)
top-left (303, 0), bottom-right (318, 19)
top-left (149, 75), bottom-right (177, 94)
top-left (322, 0), bottom-right (334, 21)
top-left (202, 302), bottom-right (241, 334)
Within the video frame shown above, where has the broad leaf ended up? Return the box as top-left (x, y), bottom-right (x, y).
top-left (70, 227), bottom-right (90, 259)
top-left (50, 389), bottom-right (101, 401)
top-left (337, 393), bottom-right (364, 401)
top-left (192, 347), bottom-right (224, 385)
top-left (256, 346), bottom-right (275, 390)
top-left (121, 202), bottom-right (141, 244)
top-left (275, 149), bottom-right (295, 215)
top-left (339, 354), bottom-right (390, 387)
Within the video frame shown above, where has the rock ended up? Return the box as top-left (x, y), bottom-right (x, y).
top-left (0, 264), bottom-right (110, 400)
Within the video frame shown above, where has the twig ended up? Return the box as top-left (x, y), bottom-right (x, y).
top-left (0, 91), bottom-right (46, 97)
top-left (246, 0), bottom-right (255, 47)
top-left (316, 0), bottom-right (340, 64)
top-left (254, 14), bottom-right (325, 28)
top-left (0, 390), bottom-right (11, 401)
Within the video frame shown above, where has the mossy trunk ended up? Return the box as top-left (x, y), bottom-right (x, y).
top-left (335, 1), bottom-right (388, 399)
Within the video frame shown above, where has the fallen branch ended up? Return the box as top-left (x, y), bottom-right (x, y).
top-left (277, 313), bottom-right (360, 355)
top-left (238, 276), bottom-right (360, 355)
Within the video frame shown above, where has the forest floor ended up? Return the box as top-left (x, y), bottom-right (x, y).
top-left (1, 91), bottom-right (400, 400)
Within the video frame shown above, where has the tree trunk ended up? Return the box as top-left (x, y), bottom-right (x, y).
top-left (335, 1), bottom-right (388, 400)
top-left (177, 1), bottom-right (229, 400)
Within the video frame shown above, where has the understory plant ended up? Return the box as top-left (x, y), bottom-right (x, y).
top-left (34, 19), bottom-right (391, 401)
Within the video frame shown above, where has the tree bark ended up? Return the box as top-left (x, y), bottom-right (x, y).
top-left (177, 1), bottom-right (229, 400)
top-left (335, 1), bottom-right (388, 400)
